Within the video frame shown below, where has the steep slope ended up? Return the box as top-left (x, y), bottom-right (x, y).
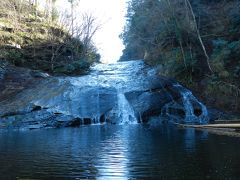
top-left (120, 0), bottom-right (240, 114)
top-left (0, 0), bottom-right (100, 75)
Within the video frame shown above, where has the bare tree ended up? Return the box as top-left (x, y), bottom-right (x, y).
top-left (185, 0), bottom-right (213, 74)
top-left (44, 0), bottom-right (51, 19)
top-left (44, 0), bottom-right (57, 21)
top-left (76, 13), bottom-right (100, 52)
top-left (68, 0), bottom-right (80, 36)
top-left (51, 0), bottom-right (57, 21)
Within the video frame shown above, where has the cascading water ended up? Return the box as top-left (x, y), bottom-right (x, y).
top-left (161, 84), bottom-right (209, 124)
top-left (181, 89), bottom-right (208, 124)
top-left (43, 61), bottom-right (209, 125)
top-left (0, 60), bottom-right (210, 129)
top-left (117, 92), bottom-right (137, 124)
top-left (95, 74), bottom-right (101, 124)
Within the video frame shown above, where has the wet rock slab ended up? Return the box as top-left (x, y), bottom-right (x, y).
top-left (0, 60), bottom-right (209, 130)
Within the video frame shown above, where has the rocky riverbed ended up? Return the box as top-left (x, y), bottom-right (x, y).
top-left (0, 60), bottom-right (224, 130)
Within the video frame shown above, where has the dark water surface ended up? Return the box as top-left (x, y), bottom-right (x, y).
top-left (1, 124), bottom-right (240, 179)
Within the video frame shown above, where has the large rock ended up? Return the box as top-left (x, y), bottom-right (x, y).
top-left (0, 76), bottom-right (117, 129)
top-left (0, 60), bottom-right (209, 130)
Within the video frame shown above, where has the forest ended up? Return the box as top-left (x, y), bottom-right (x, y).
top-left (120, 0), bottom-right (240, 113)
top-left (1, 0), bottom-right (240, 179)
top-left (0, 0), bottom-right (100, 75)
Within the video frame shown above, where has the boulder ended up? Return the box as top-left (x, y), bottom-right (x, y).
top-left (0, 60), bottom-right (210, 130)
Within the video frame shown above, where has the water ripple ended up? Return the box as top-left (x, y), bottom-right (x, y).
top-left (1, 125), bottom-right (240, 179)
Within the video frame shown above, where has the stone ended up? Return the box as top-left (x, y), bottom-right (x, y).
top-left (30, 70), bottom-right (50, 78)
top-left (0, 60), bottom-right (210, 130)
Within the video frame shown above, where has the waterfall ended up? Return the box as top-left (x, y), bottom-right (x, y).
top-left (162, 84), bottom-right (209, 124)
top-left (0, 60), bottom-right (212, 129)
top-left (181, 88), bottom-right (209, 124)
top-left (117, 92), bottom-right (137, 124)
top-left (94, 87), bottom-right (101, 124)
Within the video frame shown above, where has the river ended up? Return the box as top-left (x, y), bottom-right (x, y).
top-left (1, 124), bottom-right (240, 179)
top-left (0, 61), bottom-right (239, 179)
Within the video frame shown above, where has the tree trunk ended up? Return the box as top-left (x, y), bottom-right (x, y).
top-left (71, 2), bottom-right (74, 36)
top-left (185, 0), bottom-right (213, 74)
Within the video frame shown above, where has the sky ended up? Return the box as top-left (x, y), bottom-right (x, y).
top-left (53, 0), bottom-right (128, 63)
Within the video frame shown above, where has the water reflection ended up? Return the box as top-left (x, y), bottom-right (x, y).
top-left (96, 134), bottom-right (129, 179)
top-left (0, 125), bottom-right (240, 179)
top-left (184, 128), bottom-right (196, 152)
top-left (184, 128), bottom-right (209, 152)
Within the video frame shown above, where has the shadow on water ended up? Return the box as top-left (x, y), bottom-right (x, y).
top-left (1, 124), bottom-right (240, 179)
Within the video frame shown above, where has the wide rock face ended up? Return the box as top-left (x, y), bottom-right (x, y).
top-left (0, 60), bottom-right (209, 130)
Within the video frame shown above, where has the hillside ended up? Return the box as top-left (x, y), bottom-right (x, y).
top-left (120, 0), bottom-right (240, 114)
top-left (0, 0), bottom-right (100, 75)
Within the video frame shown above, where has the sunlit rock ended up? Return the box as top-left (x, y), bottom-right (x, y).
top-left (0, 60), bottom-right (209, 129)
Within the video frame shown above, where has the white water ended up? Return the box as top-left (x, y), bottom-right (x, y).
top-left (49, 61), bottom-right (208, 124)
top-left (182, 92), bottom-right (208, 124)
top-left (5, 60), bottom-right (209, 126)
top-left (117, 92), bottom-right (137, 124)
top-left (162, 84), bottom-right (209, 124)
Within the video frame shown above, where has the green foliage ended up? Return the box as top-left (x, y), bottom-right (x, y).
top-left (0, 0), bottom-right (99, 75)
top-left (205, 77), bottom-right (240, 110)
top-left (53, 60), bottom-right (90, 75)
top-left (121, 0), bottom-right (240, 112)
top-left (0, 47), bottom-right (24, 67)
top-left (211, 40), bottom-right (240, 77)
top-left (5, 49), bottom-right (23, 64)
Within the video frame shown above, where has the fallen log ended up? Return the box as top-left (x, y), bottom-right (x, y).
top-left (176, 123), bottom-right (240, 129)
top-left (175, 122), bottom-right (240, 137)
top-left (214, 120), bottom-right (240, 124)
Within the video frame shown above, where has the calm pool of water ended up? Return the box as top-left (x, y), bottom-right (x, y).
top-left (0, 124), bottom-right (240, 179)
